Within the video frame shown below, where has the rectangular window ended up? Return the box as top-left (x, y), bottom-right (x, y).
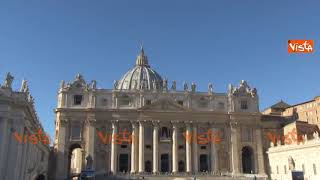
top-left (119, 95), bottom-right (131, 106)
top-left (121, 145), bottom-right (127, 149)
top-left (313, 164), bottom-right (317, 175)
top-left (284, 165), bottom-right (287, 174)
top-left (219, 128), bottom-right (225, 140)
top-left (242, 128), bottom-right (252, 142)
top-left (198, 98), bottom-right (208, 108)
top-left (146, 145), bottom-right (152, 149)
top-left (218, 102), bottom-right (224, 110)
top-left (241, 100), bottom-right (248, 110)
top-left (146, 100), bottom-right (152, 105)
top-left (41, 151), bottom-right (45, 162)
top-left (71, 126), bottom-right (81, 140)
top-left (100, 98), bottom-right (108, 106)
top-left (74, 95), bottom-right (83, 105)
top-left (200, 146), bottom-right (206, 150)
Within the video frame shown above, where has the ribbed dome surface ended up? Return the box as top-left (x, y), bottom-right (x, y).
top-left (116, 48), bottom-right (163, 91)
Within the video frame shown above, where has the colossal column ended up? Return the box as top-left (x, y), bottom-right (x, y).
top-left (230, 121), bottom-right (239, 174)
top-left (172, 122), bottom-right (178, 173)
top-left (210, 125), bottom-right (219, 173)
top-left (192, 123), bottom-right (199, 173)
top-left (138, 121), bottom-right (145, 173)
top-left (152, 121), bottom-right (159, 173)
top-left (185, 122), bottom-right (192, 173)
top-left (111, 120), bottom-right (118, 174)
top-left (85, 114), bottom-right (96, 169)
top-left (130, 121), bottom-right (138, 173)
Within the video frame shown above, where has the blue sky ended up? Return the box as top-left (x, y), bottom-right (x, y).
top-left (0, 0), bottom-right (319, 139)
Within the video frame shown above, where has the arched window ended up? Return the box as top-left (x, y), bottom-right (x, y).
top-left (161, 127), bottom-right (170, 138)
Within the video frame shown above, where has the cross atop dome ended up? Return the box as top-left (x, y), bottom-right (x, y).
top-left (135, 46), bottom-right (150, 67)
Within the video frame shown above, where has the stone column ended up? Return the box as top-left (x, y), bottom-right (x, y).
top-left (85, 116), bottom-right (96, 169)
top-left (130, 121), bottom-right (138, 173)
top-left (185, 122), bottom-right (192, 173)
top-left (172, 122), bottom-right (178, 173)
top-left (256, 127), bottom-right (265, 174)
top-left (192, 124), bottom-right (199, 173)
top-left (138, 121), bottom-right (145, 173)
top-left (230, 121), bottom-right (239, 174)
top-left (152, 121), bottom-right (159, 173)
top-left (111, 120), bottom-right (118, 174)
top-left (210, 126), bottom-right (219, 173)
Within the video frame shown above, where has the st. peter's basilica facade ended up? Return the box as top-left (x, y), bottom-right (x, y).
top-left (53, 48), bottom-right (267, 179)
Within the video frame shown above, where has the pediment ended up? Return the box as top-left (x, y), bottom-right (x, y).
top-left (139, 98), bottom-right (189, 112)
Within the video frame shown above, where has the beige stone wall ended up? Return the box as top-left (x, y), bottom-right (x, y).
top-left (0, 78), bottom-right (50, 180)
top-left (268, 137), bottom-right (320, 180)
top-left (282, 97), bottom-right (320, 127)
top-left (53, 75), bottom-right (265, 179)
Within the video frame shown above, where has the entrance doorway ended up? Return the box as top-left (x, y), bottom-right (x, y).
top-left (160, 154), bottom-right (169, 172)
top-left (178, 161), bottom-right (185, 172)
top-left (242, 146), bottom-right (254, 174)
top-left (145, 161), bottom-right (152, 172)
top-left (200, 154), bottom-right (209, 172)
top-left (35, 174), bottom-right (45, 180)
top-left (119, 154), bottom-right (129, 172)
top-left (68, 144), bottom-right (82, 177)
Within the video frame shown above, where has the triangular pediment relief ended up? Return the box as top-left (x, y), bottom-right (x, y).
top-left (139, 98), bottom-right (189, 112)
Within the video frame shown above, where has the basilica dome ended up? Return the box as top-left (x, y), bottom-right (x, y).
top-left (116, 48), bottom-right (163, 91)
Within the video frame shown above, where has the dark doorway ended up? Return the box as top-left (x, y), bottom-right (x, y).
top-left (119, 154), bottom-right (129, 172)
top-left (242, 146), bottom-right (254, 174)
top-left (145, 161), bottom-right (152, 172)
top-left (200, 154), bottom-right (209, 172)
top-left (161, 154), bottom-right (169, 172)
top-left (178, 161), bottom-right (185, 172)
top-left (35, 174), bottom-right (45, 180)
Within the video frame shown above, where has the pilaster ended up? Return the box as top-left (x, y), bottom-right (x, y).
top-left (192, 122), bottom-right (199, 173)
top-left (256, 127), bottom-right (265, 174)
top-left (230, 121), bottom-right (240, 174)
